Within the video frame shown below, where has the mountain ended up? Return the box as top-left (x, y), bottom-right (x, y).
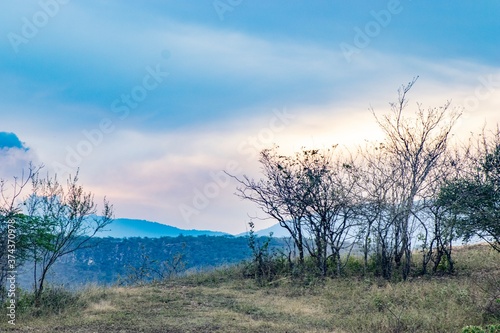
top-left (238, 223), bottom-right (292, 238)
top-left (97, 218), bottom-right (229, 238)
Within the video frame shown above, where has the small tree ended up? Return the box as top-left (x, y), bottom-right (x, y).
top-left (24, 171), bottom-right (113, 305)
top-left (246, 220), bottom-right (279, 284)
top-left (232, 146), bottom-right (359, 277)
top-left (230, 147), bottom-right (310, 268)
top-left (0, 165), bottom-right (40, 302)
top-left (370, 77), bottom-right (461, 279)
top-left (356, 142), bottom-right (402, 279)
top-left (419, 148), bottom-right (463, 274)
top-left (297, 148), bottom-right (359, 276)
top-left (438, 129), bottom-right (500, 252)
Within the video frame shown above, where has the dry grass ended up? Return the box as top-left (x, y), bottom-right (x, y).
top-left (1, 244), bottom-right (499, 333)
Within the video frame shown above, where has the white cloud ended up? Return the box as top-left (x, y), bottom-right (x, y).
top-left (0, 147), bottom-right (40, 181)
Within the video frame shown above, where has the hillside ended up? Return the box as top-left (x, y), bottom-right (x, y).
top-left (16, 235), bottom-right (289, 288)
top-left (3, 244), bottom-right (499, 333)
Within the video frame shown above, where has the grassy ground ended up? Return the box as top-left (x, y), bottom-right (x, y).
top-left (1, 244), bottom-right (499, 333)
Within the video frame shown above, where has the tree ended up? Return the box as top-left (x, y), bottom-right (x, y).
top-left (418, 147), bottom-right (464, 274)
top-left (298, 148), bottom-right (360, 276)
top-left (439, 128), bottom-right (500, 252)
top-left (0, 165), bottom-right (40, 301)
top-left (231, 146), bottom-right (359, 277)
top-left (230, 147), bottom-right (310, 268)
top-left (356, 142), bottom-right (402, 279)
top-left (24, 171), bottom-right (113, 305)
top-left (370, 77), bottom-right (461, 279)
top-left (232, 79), bottom-right (462, 280)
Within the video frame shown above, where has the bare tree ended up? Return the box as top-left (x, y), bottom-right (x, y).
top-left (298, 148), bottom-right (360, 276)
top-left (355, 142), bottom-right (403, 279)
top-left (232, 79), bottom-right (461, 280)
top-left (230, 147), bottom-right (310, 268)
top-left (370, 77), bottom-right (462, 279)
top-left (418, 146), bottom-right (465, 274)
top-left (231, 146), bottom-right (359, 277)
top-left (297, 148), bottom-right (339, 277)
top-left (24, 171), bottom-right (113, 305)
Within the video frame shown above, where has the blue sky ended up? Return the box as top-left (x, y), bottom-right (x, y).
top-left (1, 0), bottom-right (499, 234)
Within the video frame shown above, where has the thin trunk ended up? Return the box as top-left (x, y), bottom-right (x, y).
top-left (297, 224), bottom-right (304, 266)
top-left (34, 268), bottom-right (48, 307)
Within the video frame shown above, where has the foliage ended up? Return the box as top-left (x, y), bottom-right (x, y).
top-left (22, 171), bottom-right (113, 305)
top-left (244, 221), bottom-right (289, 285)
top-left (438, 133), bottom-right (500, 252)
top-left (0, 165), bottom-right (41, 301)
top-left (15, 235), bottom-right (289, 288)
top-left (0, 166), bottom-right (113, 306)
top-left (2, 284), bottom-right (93, 322)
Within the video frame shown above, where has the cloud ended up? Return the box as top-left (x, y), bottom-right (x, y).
top-left (0, 132), bottom-right (39, 181)
top-left (0, 132), bottom-right (28, 150)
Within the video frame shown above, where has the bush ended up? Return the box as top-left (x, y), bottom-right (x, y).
top-left (339, 255), bottom-right (364, 276)
top-left (40, 287), bottom-right (84, 316)
top-left (244, 222), bottom-right (293, 285)
top-left (12, 286), bottom-right (85, 318)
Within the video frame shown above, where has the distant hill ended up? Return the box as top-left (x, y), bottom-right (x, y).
top-left (238, 223), bottom-right (292, 238)
top-left (97, 218), bottom-right (229, 238)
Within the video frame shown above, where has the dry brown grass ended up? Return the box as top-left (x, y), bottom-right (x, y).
top-left (1, 244), bottom-right (499, 333)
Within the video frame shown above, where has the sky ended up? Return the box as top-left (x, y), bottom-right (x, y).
top-left (0, 0), bottom-right (499, 234)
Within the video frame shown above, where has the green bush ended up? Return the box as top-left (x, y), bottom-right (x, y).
top-left (245, 222), bottom-right (292, 285)
top-left (21, 286), bottom-right (84, 317)
top-left (340, 255), bottom-right (364, 276)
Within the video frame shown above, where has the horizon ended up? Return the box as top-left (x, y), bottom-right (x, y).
top-left (103, 216), bottom-right (281, 237)
top-left (1, 1), bottom-right (499, 234)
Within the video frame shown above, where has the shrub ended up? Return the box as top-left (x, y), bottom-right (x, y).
top-left (339, 255), bottom-right (364, 276)
top-left (14, 286), bottom-right (85, 318)
top-left (244, 221), bottom-right (291, 285)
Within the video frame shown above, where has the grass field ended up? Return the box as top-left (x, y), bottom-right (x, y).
top-left (1, 244), bottom-right (499, 333)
